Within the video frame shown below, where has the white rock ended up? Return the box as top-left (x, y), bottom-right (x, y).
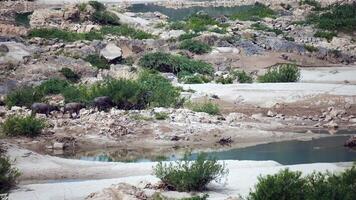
top-left (53, 142), bottom-right (64, 150)
top-left (100, 43), bottom-right (122, 62)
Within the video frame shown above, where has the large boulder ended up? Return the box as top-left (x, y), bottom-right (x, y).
top-left (100, 43), bottom-right (123, 63)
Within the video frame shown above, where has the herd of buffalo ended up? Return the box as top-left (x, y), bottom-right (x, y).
top-left (31, 96), bottom-right (114, 118)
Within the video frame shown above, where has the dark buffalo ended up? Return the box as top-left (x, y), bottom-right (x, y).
top-left (63, 103), bottom-right (85, 118)
top-left (93, 96), bottom-right (114, 111)
top-left (31, 103), bottom-right (60, 117)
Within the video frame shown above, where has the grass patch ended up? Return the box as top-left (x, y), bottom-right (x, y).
top-left (304, 44), bottom-right (319, 52)
top-left (28, 28), bottom-right (103, 42)
top-left (251, 23), bottom-right (283, 35)
top-left (258, 63), bottom-right (300, 83)
top-left (186, 101), bottom-right (220, 115)
top-left (154, 153), bottom-right (228, 192)
top-left (248, 167), bottom-right (356, 200)
top-left (168, 13), bottom-right (225, 32)
top-left (1, 115), bottom-right (45, 137)
top-left (155, 112), bottom-right (169, 120)
top-left (138, 52), bottom-right (214, 79)
top-left (84, 54), bottom-right (110, 69)
top-left (181, 74), bottom-right (212, 84)
top-left (306, 3), bottom-right (356, 32)
top-left (36, 78), bottom-right (70, 96)
top-left (91, 10), bottom-right (120, 25)
top-left (179, 39), bottom-right (212, 54)
top-left (230, 3), bottom-right (276, 21)
top-left (4, 86), bottom-right (44, 108)
top-left (101, 25), bottom-right (154, 40)
top-left (216, 70), bottom-right (253, 84)
top-left (88, 1), bottom-right (106, 11)
top-left (59, 67), bottom-right (81, 83)
top-left (314, 31), bottom-right (337, 42)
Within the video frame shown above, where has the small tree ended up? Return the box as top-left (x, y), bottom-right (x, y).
top-left (258, 63), bottom-right (300, 83)
top-left (1, 115), bottom-right (45, 137)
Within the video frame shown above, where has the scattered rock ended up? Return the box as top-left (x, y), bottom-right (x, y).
top-left (53, 142), bottom-right (64, 150)
top-left (344, 136), bottom-right (356, 148)
top-left (100, 43), bottom-right (123, 63)
top-left (267, 110), bottom-right (277, 117)
top-left (217, 137), bottom-right (233, 146)
top-left (323, 120), bottom-right (338, 129)
top-left (86, 183), bottom-right (148, 200)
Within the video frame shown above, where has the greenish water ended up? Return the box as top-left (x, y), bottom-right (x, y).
top-left (61, 135), bottom-right (356, 165)
top-left (128, 4), bottom-right (252, 21)
top-left (15, 12), bottom-right (32, 27)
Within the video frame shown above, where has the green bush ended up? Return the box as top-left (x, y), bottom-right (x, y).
top-left (28, 28), bottom-right (103, 42)
top-left (169, 21), bottom-right (186, 30)
top-left (36, 78), bottom-right (70, 96)
top-left (215, 76), bottom-right (234, 84)
top-left (304, 44), bottom-right (319, 52)
top-left (258, 64), bottom-right (300, 83)
top-left (314, 31), bottom-right (337, 42)
top-left (181, 74), bottom-right (211, 84)
top-left (15, 12), bottom-right (32, 27)
top-left (0, 151), bottom-right (20, 194)
top-left (179, 39), bottom-right (212, 54)
top-left (168, 13), bottom-right (224, 32)
top-left (248, 167), bottom-right (356, 200)
top-left (299, 0), bottom-right (322, 10)
top-left (155, 112), bottom-right (169, 120)
top-left (210, 27), bottom-right (227, 34)
top-left (307, 3), bottom-right (356, 32)
top-left (88, 0), bottom-right (106, 11)
top-left (101, 25), bottom-right (154, 40)
top-left (1, 115), bottom-right (45, 137)
top-left (230, 3), bottom-right (276, 21)
top-left (251, 23), bottom-right (283, 35)
top-left (138, 52), bottom-right (214, 77)
top-left (186, 101), bottom-right (220, 115)
top-left (232, 70), bottom-right (253, 83)
top-left (59, 67), bottom-right (80, 83)
top-left (92, 11), bottom-right (120, 25)
top-left (248, 169), bottom-right (307, 200)
top-left (4, 86), bottom-right (44, 108)
top-left (178, 33), bottom-right (200, 41)
top-left (84, 54), bottom-right (110, 69)
top-left (154, 153), bottom-right (228, 192)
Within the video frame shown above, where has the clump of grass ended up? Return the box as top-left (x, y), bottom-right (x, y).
top-left (186, 101), bottom-right (220, 115)
top-left (169, 21), bottom-right (186, 30)
top-left (36, 78), bottom-right (70, 96)
top-left (168, 13), bottom-right (224, 32)
top-left (304, 44), bottom-right (319, 52)
top-left (230, 3), bottom-right (276, 21)
top-left (59, 67), bottom-right (80, 83)
top-left (154, 153), bottom-right (228, 192)
top-left (181, 74), bottom-right (211, 84)
top-left (179, 39), bottom-right (212, 54)
top-left (28, 28), bottom-right (103, 42)
top-left (314, 31), bottom-right (337, 42)
top-left (84, 54), bottom-right (110, 69)
top-left (0, 149), bottom-right (20, 195)
top-left (91, 10), bottom-right (120, 25)
top-left (1, 115), bottom-right (45, 137)
top-left (88, 1), bottom-right (106, 11)
top-left (4, 86), bottom-right (44, 108)
top-left (138, 52), bottom-right (213, 79)
top-left (251, 23), bottom-right (283, 35)
top-left (216, 70), bottom-right (253, 84)
top-left (154, 112), bottom-right (169, 120)
top-left (210, 27), bottom-right (227, 34)
top-left (258, 63), bottom-right (300, 83)
top-left (101, 25), bottom-right (154, 40)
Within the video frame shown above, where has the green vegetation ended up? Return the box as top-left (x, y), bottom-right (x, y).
top-left (28, 28), bottom-right (103, 42)
top-left (154, 112), bottom-right (169, 120)
top-left (230, 3), bottom-right (276, 21)
top-left (154, 153), bottom-right (228, 192)
top-left (248, 167), bottom-right (356, 200)
top-left (181, 194), bottom-right (209, 200)
top-left (1, 115), bottom-right (45, 137)
top-left (14, 12), bottom-right (32, 27)
top-left (299, 0), bottom-right (322, 11)
top-left (168, 21), bottom-right (186, 30)
top-left (307, 3), bottom-right (356, 32)
top-left (181, 74), bottom-right (211, 84)
top-left (178, 33), bottom-right (200, 41)
top-left (139, 52), bottom-right (214, 79)
top-left (4, 86), bottom-right (44, 108)
top-left (251, 23), bottom-right (283, 35)
top-left (304, 44), bottom-right (319, 52)
top-left (59, 67), bottom-right (80, 83)
top-left (88, 1), bottom-right (106, 11)
top-left (314, 31), bottom-right (337, 42)
top-left (91, 10), bottom-right (120, 25)
top-left (210, 27), bottom-right (227, 34)
top-left (36, 78), bottom-right (70, 96)
top-left (258, 64), bottom-right (300, 83)
top-left (216, 70), bottom-right (253, 84)
top-left (0, 149), bottom-right (20, 195)
top-left (179, 39), bottom-right (212, 54)
top-left (101, 25), bottom-right (154, 40)
top-left (186, 101), bottom-right (220, 115)
top-left (168, 13), bottom-right (225, 32)
top-left (84, 54), bottom-right (110, 69)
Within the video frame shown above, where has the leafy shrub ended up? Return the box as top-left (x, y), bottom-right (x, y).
top-left (36, 78), bottom-right (69, 95)
top-left (88, 0), bottom-right (106, 11)
top-left (169, 21), bottom-right (186, 30)
top-left (314, 31), bottom-right (337, 42)
top-left (154, 112), bottom-right (169, 120)
top-left (251, 23), bottom-right (283, 35)
top-left (258, 64), bottom-right (300, 83)
top-left (178, 33), bottom-right (200, 41)
top-left (84, 54), bottom-right (110, 69)
top-left (168, 13), bottom-right (224, 32)
top-left (0, 151), bottom-right (20, 194)
top-left (179, 39), bottom-right (212, 54)
top-left (307, 3), bottom-right (356, 32)
top-left (186, 101), bottom-right (220, 115)
top-left (248, 167), bottom-right (356, 200)
top-left (232, 70), bottom-right (253, 83)
top-left (304, 44), bottom-right (319, 52)
top-left (154, 153), bottom-right (228, 192)
top-left (138, 52), bottom-right (214, 77)
top-left (1, 115), bottom-right (45, 137)
top-left (215, 76), bottom-right (234, 84)
top-left (59, 67), bottom-right (80, 83)
top-left (248, 169), bottom-right (307, 200)
top-left (92, 11), bottom-right (120, 25)
top-left (101, 25), bottom-right (154, 40)
top-left (28, 28), bottom-right (103, 42)
top-left (182, 74), bottom-right (211, 84)
top-left (230, 3), bottom-right (276, 21)
top-left (4, 86), bottom-right (43, 108)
